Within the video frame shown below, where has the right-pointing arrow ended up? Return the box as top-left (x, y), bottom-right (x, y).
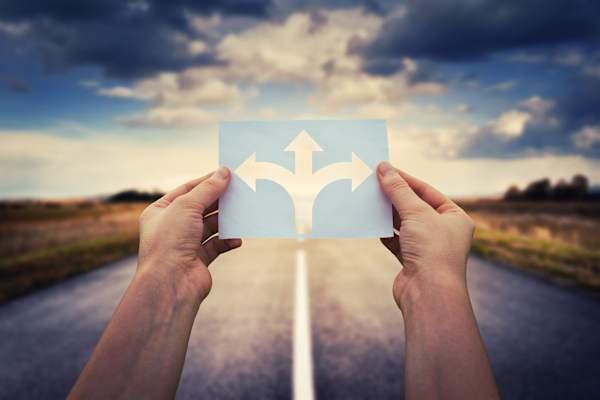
top-left (313, 152), bottom-right (372, 191)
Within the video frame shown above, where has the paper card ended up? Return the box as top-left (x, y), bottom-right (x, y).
top-left (218, 120), bottom-right (393, 238)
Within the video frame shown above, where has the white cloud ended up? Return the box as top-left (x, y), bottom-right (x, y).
top-left (189, 14), bottom-right (221, 37)
top-left (117, 107), bottom-right (218, 128)
top-left (98, 86), bottom-right (142, 99)
top-left (572, 125), bottom-right (600, 149)
top-left (520, 96), bottom-right (554, 113)
top-left (491, 110), bottom-right (531, 137)
top-left (216, 9), bottom-right (381, 83)
top-left (95, 8), bottom-right (445, 127)
top-left (0, 129), bottom-right (218, 198)
top-left (3, 126), bottom-right (599, 199)
top-left (388, 127), bottom-right (600, 197)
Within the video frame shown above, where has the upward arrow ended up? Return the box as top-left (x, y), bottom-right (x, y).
top-left (284, 130), bottom-right (322, 178)
top-left (234, 129), bottom-right (374, 236)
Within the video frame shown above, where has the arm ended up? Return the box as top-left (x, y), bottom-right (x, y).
top-left (69, 167), bottom-right (241, 400)
top-left (377, 161), bottom-right (500, 400)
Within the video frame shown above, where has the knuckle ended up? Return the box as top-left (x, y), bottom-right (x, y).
top-left (203, 178), bottom-right (222, 192)
top-left (172, 195), bottom-right (194, 209)
top-left (386, 176), bottom-right (410, 193)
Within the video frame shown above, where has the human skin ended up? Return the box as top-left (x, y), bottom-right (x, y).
top-left (69, 167), bottom-right (241, 400)
top-left (377, 161), bottom-right (500, 400)
top-left (71, 162), bottom-right (499, 400)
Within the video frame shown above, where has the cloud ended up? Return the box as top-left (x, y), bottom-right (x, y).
top-left (0, 0), bottom-right (272, 79)
top-left (386, 125), bottom-right (600, 197)
top-left (491, 110), bottom-right (531, 138)
top-left (97, 8), bottom-right (446, 127)
top-left (3, 127), bottom-right (599, 199)
top-left (573, 126), bottom-right (600, 149)
top-left (0, 129), bottom-right (219, 198)
top-left (355, 0), bottom-right (600, 70)
top-left (98, 69), bottom-right (244, 127)
top-left (117, 107), bottom-right (218, 128)
top-left (458, 76), bottom-right (600, 158)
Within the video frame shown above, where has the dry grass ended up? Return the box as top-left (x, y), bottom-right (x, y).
top-left (461, 200), bottom-right (600, 289)
top-left (2, 198), bottom-right (598, 303)
top-left (0, 201), bottom-right (146, 303)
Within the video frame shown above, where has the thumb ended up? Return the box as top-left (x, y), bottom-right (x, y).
top-left (184, 166), bottom-right (231, 213)
top-left (377, 161), bottom-right (430, 219)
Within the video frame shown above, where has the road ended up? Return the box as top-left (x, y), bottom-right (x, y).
top-left (1, 239), bottom-right (599, 399)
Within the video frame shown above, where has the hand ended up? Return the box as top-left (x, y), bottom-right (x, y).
top-left (377, 161), bottom-right (475, 310)
top-left (136, 166), bottom-right (242, 305)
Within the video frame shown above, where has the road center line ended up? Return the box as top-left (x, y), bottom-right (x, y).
top-left (293, 248), bottom-right (315, 400)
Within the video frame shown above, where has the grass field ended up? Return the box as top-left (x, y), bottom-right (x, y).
top-left (460, 200), bottom-right (600, 289)
top-left (0, 201), bottom-right (146, 303)
top-left (0, 198), bottom-right (598, 304)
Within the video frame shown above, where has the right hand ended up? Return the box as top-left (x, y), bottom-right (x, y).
top-left (376, 161), bottom-right (475, 311)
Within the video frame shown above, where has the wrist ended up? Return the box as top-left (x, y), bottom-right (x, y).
top-left (394, 270), bottom-right (469, 318)
top-left (134, 260), bottom-right (210, 310)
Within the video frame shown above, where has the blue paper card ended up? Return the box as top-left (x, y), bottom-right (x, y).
top-left (219, 120), bottom-right (393, 238)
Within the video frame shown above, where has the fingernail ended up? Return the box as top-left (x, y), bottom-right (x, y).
top-left (228, 238), bottom-right (242, 247)
top-left (213, 166), bottom-right (230, 180)
top-left (378, 161), bottom-right (395, 177)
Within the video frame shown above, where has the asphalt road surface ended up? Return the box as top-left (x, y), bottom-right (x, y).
top-left (1, 239), bottom-right (599, 399)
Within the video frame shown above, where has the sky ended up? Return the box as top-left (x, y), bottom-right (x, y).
top-left (1, 0), bottom-right (599, 198)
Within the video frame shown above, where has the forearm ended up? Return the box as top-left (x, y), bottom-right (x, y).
top-left (69, 268), bottom-right (201, 400)
top-left (400, 278), bottom-right (499, 400)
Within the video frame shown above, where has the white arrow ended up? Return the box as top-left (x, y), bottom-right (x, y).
top-left (235, 152), bottom-right (294, 192)
top-left (313, 152), bottom-right (372, 192)
top-left (234, 130), bottom-right (373, 235)
top-left (285, 130), bottom-right (322, 178)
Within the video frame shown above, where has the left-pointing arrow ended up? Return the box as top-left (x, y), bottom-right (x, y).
top-left (235, 152), bottom-right (295, 191)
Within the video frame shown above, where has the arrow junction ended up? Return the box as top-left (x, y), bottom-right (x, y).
top-left (234, 130), bottom-right (373, 235)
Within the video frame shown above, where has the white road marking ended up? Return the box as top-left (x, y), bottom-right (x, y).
top-left (293, 248), bottom-right (315, 400)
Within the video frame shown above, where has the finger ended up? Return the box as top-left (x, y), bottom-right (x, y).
top-left (380, 234), bottom-right (400, 256)
top-left (396, 169), bottom-right (458, 214)
top-left (204, 200), bottom-right (219, 216)
top-left (180, 166), bottom-right (231, 213)
top-left (377, 161), bottom-right (431, 219)
top-left (154, 172), bottom-right (213, 208)
top-left (392, 207), bottom-right (401, 230)
top-left (202, 213), bottom-right (219, 242)
top-left (202, 237), bottom-right (242, 265)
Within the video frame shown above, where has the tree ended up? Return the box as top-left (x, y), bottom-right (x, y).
top-left (523, 178), bottom-right (551, 200)
top-left (503, 185), bottom-right (522, 201)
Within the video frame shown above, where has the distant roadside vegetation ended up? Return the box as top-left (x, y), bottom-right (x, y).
top-left (461, 174), bottom-right (600, 290)
top-left (1, 182), bottom-right (599, 305)
top-left (0, 193), bottom-right (156, 303)
top-left (503, 174), bottom-right (599, 202)
top-left (106, 189), bottom-right (165, 203)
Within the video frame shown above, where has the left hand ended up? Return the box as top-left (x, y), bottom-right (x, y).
top-left (136, 166), bottom-right (242, 305)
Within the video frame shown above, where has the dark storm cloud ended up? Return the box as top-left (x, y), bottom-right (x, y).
top-left (355, 0), bottom-right (600, 66)
top-left (0, 0), bottom-right (272, 79)
top-left (460, 75), bottom-right (600, 159)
